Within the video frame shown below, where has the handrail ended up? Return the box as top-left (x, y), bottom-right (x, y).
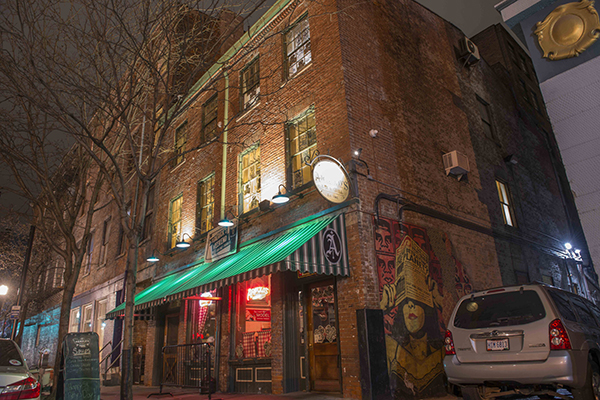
top-left (99, 340), bottom-right (112, 356)
top-left (100, 339), bottom-right (123, 367)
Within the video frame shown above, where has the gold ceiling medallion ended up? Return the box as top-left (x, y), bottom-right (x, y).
top-left (534, 0), bottom-right (600, 60)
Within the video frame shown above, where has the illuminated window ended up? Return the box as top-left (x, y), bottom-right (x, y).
top-left (69, 308), bottom-right (80, 333)
top-left (196, 175), bottom-right (214, 234)
top-left (82, 303), bottom-right (93, 333)
top-left (234, 276), bottom-right (272, 359)
top-left (173, 122), bottom-right (187, 167)
top-left (496, 180), bottom-right (516, 227)
top-left (53, 259), bottom-right (65, 288)
top-left (285, 16), bottom-right (311, 78)
top-left (95, 299), bottom-right (108, 348)
top-left (241, 58), bottom-right (260, 110)
top-left (168, 195), bottom-right (183, 249)
top-left (202, 95), bottom-right (218, 143)
top-left (287, 108), bottom-right (317, 189)
top-left (240, 145), bottom-right (261, 213)
top-left (187, 290), bottom-right (217, 343)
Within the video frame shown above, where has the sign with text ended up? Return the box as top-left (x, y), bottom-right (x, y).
top-left (205, 220), bottom-right (238, 263)
top-left (9, 305), bottom-right (20, 320)
top-left (311, 156), bottom-right (351, 204)
top-left (57, 332), bottom-right (100, 400)
top-left (246, 309), bottom-right (271, 322)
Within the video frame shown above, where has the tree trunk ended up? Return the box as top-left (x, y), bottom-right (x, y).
top-left (49, 275), bottom-right (77, 400)
top-left (120, 234), bottom-right (139, 400)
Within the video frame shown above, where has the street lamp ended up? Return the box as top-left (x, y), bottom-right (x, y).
top-left (0, 285), bottom-right (7, 296)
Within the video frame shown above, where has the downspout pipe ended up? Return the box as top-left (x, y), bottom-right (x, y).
top-left (221, 70), bottom-right (229, 220)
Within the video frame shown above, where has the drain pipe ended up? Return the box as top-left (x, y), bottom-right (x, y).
top-left (221, 70), bottom-right (229, 221)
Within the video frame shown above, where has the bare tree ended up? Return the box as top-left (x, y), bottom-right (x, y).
top-left (0, 0), bottom-right (343, 397)
top-left (0, 98), bottom-right (103, 397)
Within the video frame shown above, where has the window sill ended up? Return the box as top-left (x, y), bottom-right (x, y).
top-left (281, 62), bottom-right (312, 88)
top-left (170, 159), bottom-right (187, 173)
top-left (237, 101), bottom-right (261, 122)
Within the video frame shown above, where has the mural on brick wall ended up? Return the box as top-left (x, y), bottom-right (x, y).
top-left (374, 217), bottom-right (473, 398)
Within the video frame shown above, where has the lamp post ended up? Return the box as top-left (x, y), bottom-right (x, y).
top-left (0, 285), bottom-right (7, 338)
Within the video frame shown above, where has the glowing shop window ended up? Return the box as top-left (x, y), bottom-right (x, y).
top-left (234, 275), bottom-right (272, 359)
top-left (188, 290), bottom-right (217, 343)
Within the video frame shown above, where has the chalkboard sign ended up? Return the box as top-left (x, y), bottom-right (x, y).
top-left (57, 332), bottom-right (100, 400)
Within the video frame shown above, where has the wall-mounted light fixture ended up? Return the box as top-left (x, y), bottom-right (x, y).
top-left (218, 210), bottom-right (237, 227)
top-left (272, 184), bottom-right (290, 204)
top-left (146, 251), bottom-right (160, 262)
top-left (564, 242), bottom-right (572, 250)
top-left (176, 233), bottom-right (193, 249)
top-left (353, 148), bottom-right (372, 180)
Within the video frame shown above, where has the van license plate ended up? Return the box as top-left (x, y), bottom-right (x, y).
top-left (486, 338), bottom-right (509, 351)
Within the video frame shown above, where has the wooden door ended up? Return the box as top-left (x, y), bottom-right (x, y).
top-left (307, 281), bottom-right (340, 392)
top-left (163, 314), bottom-right (179, 385)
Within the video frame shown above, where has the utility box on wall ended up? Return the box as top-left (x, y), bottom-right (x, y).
top-left (356, 309), bottom-right (391, 400)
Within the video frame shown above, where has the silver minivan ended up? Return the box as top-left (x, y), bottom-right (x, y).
top-left (444, 284), bottom-right (600, 399)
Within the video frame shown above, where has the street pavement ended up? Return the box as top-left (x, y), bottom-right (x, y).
top-left (99, 385), bottom-right (573, 400)
top-left (99, 386), bottom-right (456, 400)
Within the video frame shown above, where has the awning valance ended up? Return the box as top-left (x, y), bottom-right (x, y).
top-left (107, 212), bottom-right (348, 319)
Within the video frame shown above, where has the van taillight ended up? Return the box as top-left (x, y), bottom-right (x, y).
top-left (444, 330), bottom-right (456, 355)
top-left (549, 319), bottom-right (571, 350)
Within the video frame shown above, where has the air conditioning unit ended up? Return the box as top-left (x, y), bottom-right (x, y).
top-left (460, 37), bottom-right (480, 65)
top-left (443, 150), bottom-right (470, 178)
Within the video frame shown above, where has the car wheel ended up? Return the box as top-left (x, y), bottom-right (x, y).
top-left (571, 361), bottom-right (600, 400)
top-left (461, 386), bottom-right (484, 400)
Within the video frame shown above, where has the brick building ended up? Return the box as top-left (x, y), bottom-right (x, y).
top-left (21, 0), bottom-right (594, 399)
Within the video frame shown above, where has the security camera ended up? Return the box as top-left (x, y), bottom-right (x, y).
top-left (369, 129), bottom-right (378, 138)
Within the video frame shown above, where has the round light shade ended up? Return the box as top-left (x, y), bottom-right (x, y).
top-left (176, 241), bottom-right (191, 249)
top-left (564, 242), bottom-right (573, 250)
top-left (271, 193), bottom-right (289, 204)
top-left (0, 285), bottom-right (8, 296)
top-left (147, 255), bottom-right (160, 262)
top-left (218, 219), bottom-right (234, 227)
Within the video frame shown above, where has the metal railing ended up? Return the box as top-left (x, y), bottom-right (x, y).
top-left (100, 339), bottom-right (123, 379)
top-left (150, 343), bottom-right (216, 397)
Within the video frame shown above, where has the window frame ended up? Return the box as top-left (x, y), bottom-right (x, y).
top-left (284, 14), bottom-right (312, 79)
top-left (202, 95), bottom-right (218, 144)
top-left (196, 174), bottom-right (215, 235)
top-left (168, 194), bottom-right (184, 249)
top-left (69, 308), bottom-right (81, 333)
top-left (239, 144), bottom-right (261, 214)
top-left (286, 106), bottom-right (317, 191)
top-left (141, 183), bottom-right (156, 242)
top-left (83, 233), bottom-right (95, 276)
top-left (99, 217), bottom-right (111, 267)
top-left (476, 96), bottom-right (495, 139)
top-left (240, 57), bottom-right (260, 111)
top-left (496, 179), bottom-right (517, 227)
top-left (173, 121), bottom-right (188, 168)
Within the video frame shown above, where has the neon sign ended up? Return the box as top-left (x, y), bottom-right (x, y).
top-left (247, 286), bottom-right (269, 301)
top-left (199, 292), bottom-right (214, 307)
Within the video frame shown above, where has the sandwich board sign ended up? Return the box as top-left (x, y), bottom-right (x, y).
top-left (56, 332), bottom-right (100, 400)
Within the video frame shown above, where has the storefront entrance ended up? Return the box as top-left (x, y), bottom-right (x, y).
top-left (306, 280), bottom-right (340, 392)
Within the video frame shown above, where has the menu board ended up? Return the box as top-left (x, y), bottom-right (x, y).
top-left (58, 332), bottom-right (100, 400)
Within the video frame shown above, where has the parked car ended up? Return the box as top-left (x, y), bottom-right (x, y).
top-left (444, 283), bottom-right (600, 400)
top-left (0, 339), bottom-right (41, 400)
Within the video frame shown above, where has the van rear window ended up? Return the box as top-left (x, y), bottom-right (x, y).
top-left (454, 290), bottom-right (545, 329)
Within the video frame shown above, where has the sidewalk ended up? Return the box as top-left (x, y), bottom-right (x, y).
top-left (100, 386), bottom-right (458, 400)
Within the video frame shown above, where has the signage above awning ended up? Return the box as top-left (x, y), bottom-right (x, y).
top-left (106, 212), bottom-right (348, 319)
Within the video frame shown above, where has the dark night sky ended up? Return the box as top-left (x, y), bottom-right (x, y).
top-left (415, 0), bottom-right (503, 37)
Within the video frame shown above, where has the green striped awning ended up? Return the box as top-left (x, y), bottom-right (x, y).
top-left (107, 212), bottom-right (348, 319)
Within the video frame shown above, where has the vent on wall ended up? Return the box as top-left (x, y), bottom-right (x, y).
top-left (459, 37), bottom-right (480, 66)
top-left (443, 151), bottom-right (470, 180)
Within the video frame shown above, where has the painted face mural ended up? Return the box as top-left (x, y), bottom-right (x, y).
top-left (374, 217), bottom-right (473, 399)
